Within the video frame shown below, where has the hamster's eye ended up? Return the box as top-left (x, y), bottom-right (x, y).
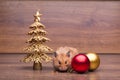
top-left (58, 61), bottom-right (61, 64)
top-left (65, 61), bottom-right (67, 64)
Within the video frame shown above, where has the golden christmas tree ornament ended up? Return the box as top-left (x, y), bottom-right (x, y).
top-left (86, 53), bottom-right (100, 71)
top-left (22, 10), bottom-right (53, 70)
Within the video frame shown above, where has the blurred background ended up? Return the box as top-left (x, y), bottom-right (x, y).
top-left (0, 0), bottom-right (120, 53)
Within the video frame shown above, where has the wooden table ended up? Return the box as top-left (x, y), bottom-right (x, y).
top-left (0, 53), bottom-right (119, 80)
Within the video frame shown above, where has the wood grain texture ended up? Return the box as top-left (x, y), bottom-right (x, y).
top-left (0, 53), bottom-right (120, 80)
top-left (0, 1), bottom-right (120, 53)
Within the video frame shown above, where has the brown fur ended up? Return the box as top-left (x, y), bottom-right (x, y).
top-left (53, 46), bottom-right (78, 72)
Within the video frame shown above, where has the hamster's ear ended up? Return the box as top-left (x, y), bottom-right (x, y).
top-left (67, 51), bottom-right (70, 57)
top-left (54, 52), bottom-right (57, 57)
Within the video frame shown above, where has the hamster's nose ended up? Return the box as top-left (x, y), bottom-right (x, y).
top-left (60, 66), bottom-right (68, 71)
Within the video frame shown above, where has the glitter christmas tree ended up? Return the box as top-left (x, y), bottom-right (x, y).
top-left (22, 11), bottom-right (53, 70)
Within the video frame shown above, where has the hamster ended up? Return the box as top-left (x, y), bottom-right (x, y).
top-left (53, 46), bottom-right (78, 72)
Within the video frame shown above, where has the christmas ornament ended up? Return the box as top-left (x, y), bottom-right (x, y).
top-left (86, 53), bottom-right (100, 71)
top-left (21, 11), bottom-right (53, 70)
top-left (71, 54), bottom-right (90, 73)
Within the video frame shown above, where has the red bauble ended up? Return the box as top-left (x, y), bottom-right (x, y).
top-left (71, 54), bottom-right (90, 73)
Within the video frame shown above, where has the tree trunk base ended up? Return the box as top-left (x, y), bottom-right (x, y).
top-left (33, 62), bottom-right (42, 70)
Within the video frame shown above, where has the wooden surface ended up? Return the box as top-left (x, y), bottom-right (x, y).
top-left (0, 53), bottom-right (120, 80)
top-left (0, 1), bottom-right (120, 53)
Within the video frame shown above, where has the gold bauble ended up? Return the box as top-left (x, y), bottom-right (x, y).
top-left (86, 53), bottom-right (100, 71)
